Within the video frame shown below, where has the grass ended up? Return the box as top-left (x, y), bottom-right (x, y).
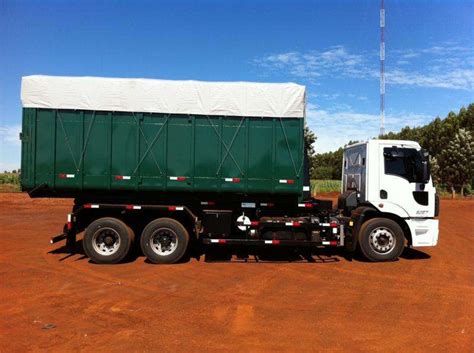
top-left (310, 179), bottom-right (341, 195)
top-left (0, 173), bottom-right (21, 192)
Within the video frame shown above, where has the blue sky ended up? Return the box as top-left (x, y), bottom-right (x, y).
top-left (1, 0), bottom-right (473, 170)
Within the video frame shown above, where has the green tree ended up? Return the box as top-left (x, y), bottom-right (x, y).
top-left (304, 125), bottom-right (316, 156)
top-left (438, 129), bottom-right (474, 198)
top-left (304, 125), bottom-right (317, 176)
top-left (429, 156), bottom-right (440, 185)
top-left (313, 166), bottom-right (333, 179)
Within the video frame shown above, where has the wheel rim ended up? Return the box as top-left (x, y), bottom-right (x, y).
top-left (149, 228), bottom-right (178, 256)
top-left (91, 227), bottom-right (121, 256)
top-left (369, 227), bottom-right (396, 254)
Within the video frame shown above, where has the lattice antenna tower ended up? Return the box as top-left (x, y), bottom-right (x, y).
top-left (379, 0), bottom-right (385, 136)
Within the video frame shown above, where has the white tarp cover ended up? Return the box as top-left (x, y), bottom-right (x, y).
top-left (21, 75), bottom-right (306, 118)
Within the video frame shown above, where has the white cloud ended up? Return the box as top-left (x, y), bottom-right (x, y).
top-left (305, 103), bottom-right (432, 153)
top-left (254, 43), bottom-right (474, 91)
top-left (0, 124), bottom-right (21, 145)
top-left (254, 45), bottom-right (367, 83)
top-left (400, 52), bottom-right (420, 59)
top-left (396, 60), bottom-right (410, 65)
top-left (0, 161), bottom-right (20, 172)
top-left (386, 68), bottom-right (474, 90)
top-left (0, 124), bottom-right (21, 171)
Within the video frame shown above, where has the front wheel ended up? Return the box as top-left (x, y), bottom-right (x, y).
top-left (358, 218), bottom-right (405, 262)
top-left (140, 218), bottom-right (189, 264)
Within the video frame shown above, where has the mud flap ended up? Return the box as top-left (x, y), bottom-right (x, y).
top-left (63, 223), bottom-right (77, 253)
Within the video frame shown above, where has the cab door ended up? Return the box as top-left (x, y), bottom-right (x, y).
top-left (378, 144), bottom-right (434, 218)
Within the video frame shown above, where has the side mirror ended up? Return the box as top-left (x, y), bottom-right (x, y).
top-left (420, 148), bottom-right (429, 160)
top-left (418, 149), bottom-right (430, 183)
top-left (421, 160), bottom-right (430, 183)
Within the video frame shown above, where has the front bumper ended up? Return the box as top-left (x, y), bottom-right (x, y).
top-left (406, 219), bottom-right (439, 247)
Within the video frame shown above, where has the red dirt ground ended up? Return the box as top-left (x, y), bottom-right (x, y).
top-left (0, 193), bottom-right (473, 352)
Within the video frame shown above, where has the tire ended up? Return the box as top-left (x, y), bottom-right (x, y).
top-left (358, 218), bottom-right (405, 262)
top-left (83, 217), bottom-right (134, 264)
top-left (140, 218), bottom-right (189, 264)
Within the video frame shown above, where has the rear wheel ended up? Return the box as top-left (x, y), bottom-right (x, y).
top-left (83, 217), bottom-right (134, 264)
top-left (140, 218), bottom-right (189, 264)
top-left (358, 218), bottom-right (405, 262)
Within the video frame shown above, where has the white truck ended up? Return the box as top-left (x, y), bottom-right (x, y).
top-left (341, 139), bottom-right (439, 260)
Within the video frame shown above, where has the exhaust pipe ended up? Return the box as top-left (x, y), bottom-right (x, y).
top-left (50, 233), bottom-right (67, 244)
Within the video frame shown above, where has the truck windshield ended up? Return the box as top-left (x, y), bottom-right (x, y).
top-left (383, 147), bottom-right (430, 183)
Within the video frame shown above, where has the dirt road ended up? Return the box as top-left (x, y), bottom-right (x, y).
top-left (0, 193), bottom-right (472, 352)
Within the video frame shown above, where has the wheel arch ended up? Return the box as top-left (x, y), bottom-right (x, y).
top-left (351, 206), bottom-right (413, 250)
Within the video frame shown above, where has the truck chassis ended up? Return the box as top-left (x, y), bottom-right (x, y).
top-left (51, 196), bottom-right (361, 264)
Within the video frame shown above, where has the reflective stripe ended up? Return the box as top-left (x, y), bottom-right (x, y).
top-left (170, 176), bottom-right (186, 181)
top-left (224, 177), bottom-right (240, 183)
top-left (265, 240), bottom-right (280, 245)
top-left (241, 202), bottom-right (256, 208)
top-left (298, 203), bottom-right (313, 208)
top-left (59, 173), bottom-right (75, 179)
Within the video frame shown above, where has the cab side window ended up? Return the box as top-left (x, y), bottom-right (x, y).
top-left (383, 147), bottom-right (419, 181)
top-left (385, 156), bottom-right (406, 177)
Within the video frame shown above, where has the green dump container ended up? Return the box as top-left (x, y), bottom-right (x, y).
top-left (20, 76), bottom-right (306, 197)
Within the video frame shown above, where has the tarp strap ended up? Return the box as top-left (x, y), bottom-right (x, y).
top-left (206, 115), bottom-right (244, 176)
top-left (76, 111), bottom-right (96, 173)
top-left (57, 110), bottom-right (97, 173)
top-left (131, 113), bottom-right (163, 176)
top-left (57, 110), bottom-right (79, 172)
top-left (132, 114), bottom-right (170, 176)
top-left (279, 118), bottom-right (299, 177)
top-left (215, 117), bottom-right (245, 176)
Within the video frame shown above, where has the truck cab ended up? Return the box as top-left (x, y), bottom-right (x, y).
top-left (340, 140), bottom-right (439, 260)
